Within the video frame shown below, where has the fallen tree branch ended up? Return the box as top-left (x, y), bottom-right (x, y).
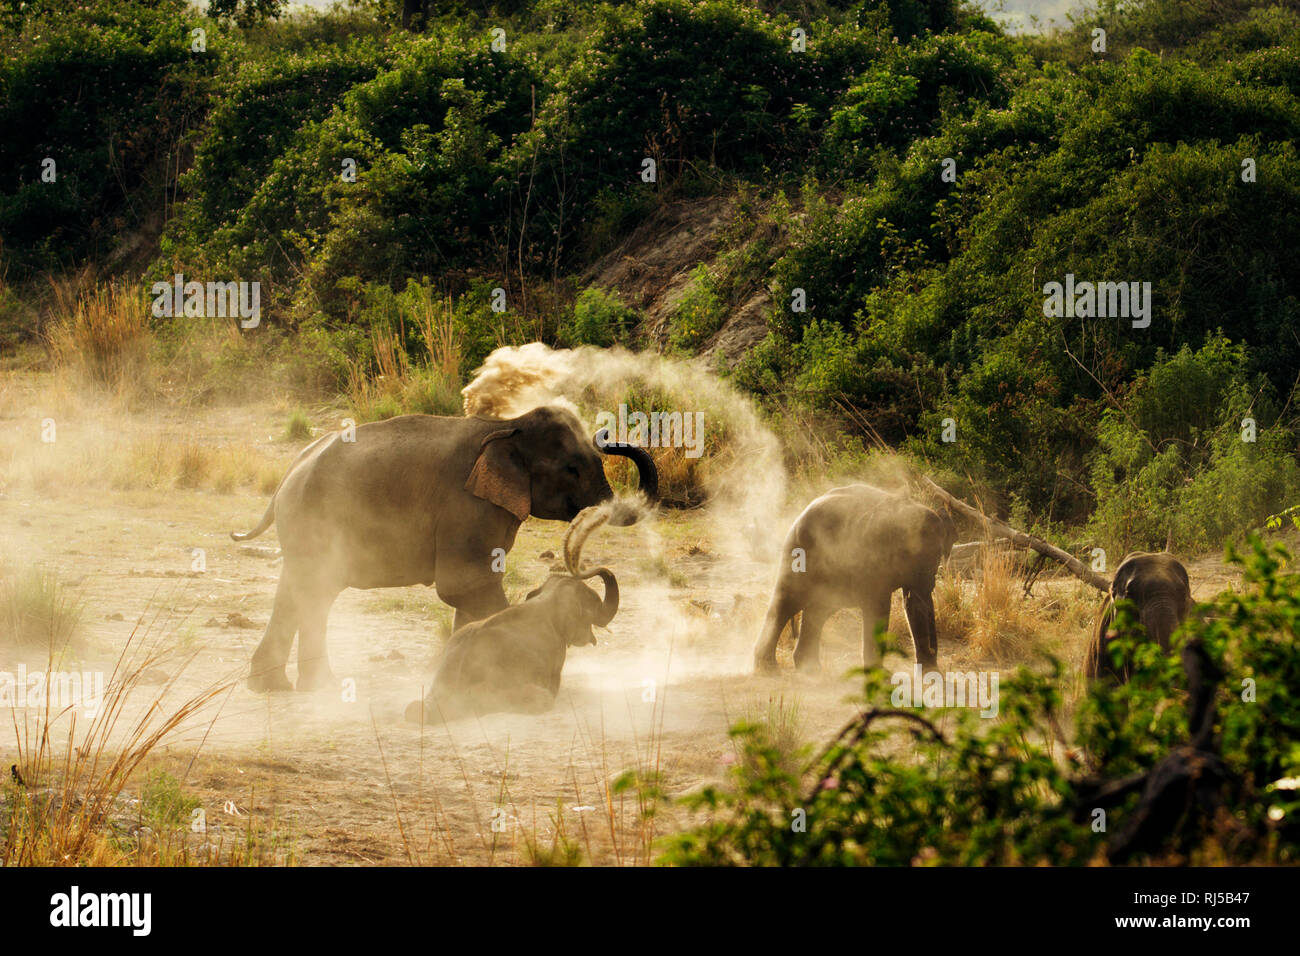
top-left (918, 475), bottom-right (1110, 592)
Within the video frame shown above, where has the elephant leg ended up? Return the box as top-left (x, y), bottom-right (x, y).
top-left (753, 590), bottom-right (801, 671)
top-left (295, 590), bottom-right (340, 692)
top-left (902, 587), bottom-right (939, 670)
top-left (447, 582), bottom-right (509, 632)
top-left (792, 604), bottom-right (831, 671)
top-left (860, 591), bottom-right (892, 669)
top-left (249, 570), bottom-right (304, 692)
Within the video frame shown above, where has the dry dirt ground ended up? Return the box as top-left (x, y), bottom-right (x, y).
top-left (0, 388), bottom-right (1245, 866)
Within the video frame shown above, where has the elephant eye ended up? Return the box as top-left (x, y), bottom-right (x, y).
top-left (565, 464), bottom-right (580, 478)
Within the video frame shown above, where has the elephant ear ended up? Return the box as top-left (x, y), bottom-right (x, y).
top-left (1111, 554), bottom-right (1141, 600)
top-left (466, 429), bottom-right (531, 522)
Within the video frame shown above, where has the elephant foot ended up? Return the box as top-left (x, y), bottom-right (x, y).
top-left (753, 655), bottom-right (780, 674)
top-left (295, 665), bottom-right (337, 693)
top-left (248, 665), bottom-right (293, 693)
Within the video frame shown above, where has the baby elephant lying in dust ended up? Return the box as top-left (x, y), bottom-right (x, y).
top-left (405, 507), bottom-right (617, 723)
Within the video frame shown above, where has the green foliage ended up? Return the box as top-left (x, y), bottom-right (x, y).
top-left (0, 2), bottom-right (215, 273)
top-left (1078, 539), bottom-right (1300, 851)
top-left (206, 0), bottom-right (285, 27)
top-left (661, 662), bottom-right (1093, 866)
top-left (821, 32), bottom-right (1012, 173)
top-left (668, 265), bottom-right (726, 352)
top-left (139, 769), bottom-right (200, 832)
top-left (756, 43), bottom-right (1300, 519)
top-left (1086, 337), bottom-right (1300, 554)
top-left (163, 41), bottom-right (389, 261)
top-left (560, 287), bottom-right (636, 347)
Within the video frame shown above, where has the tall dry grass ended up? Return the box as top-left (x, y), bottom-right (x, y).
top-left (934, 541), bottom-right (1098, 666)
top-left (345, 323), bottom-right (462, 423)
top-left (1, 615), bottom-right (288, 866)
top-left (45, 281), bottom-right (152, 397)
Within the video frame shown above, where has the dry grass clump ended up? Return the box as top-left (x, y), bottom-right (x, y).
top-left (1, 616), bottom-right (289, 866)
top-left (45, 281), bottom-right (152, 397)
top-left (935, 542), bottom-right (1098, 664)
top-left (346, 325), bottom-right (462, 423)
top-left (0, 557), bottom-right (84, 651)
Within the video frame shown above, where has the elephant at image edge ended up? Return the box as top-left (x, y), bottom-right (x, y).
top-left (753, 484), bottom-right (956, 672)
top-left (230, 405), bottom-right (657, 692)
top-left (1085, 551), bottom-right (1192, 683)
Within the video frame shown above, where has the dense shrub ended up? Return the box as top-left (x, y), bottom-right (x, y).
top-left (1086, 337), bottom-right (1300, 554)
top-left (560, 287), bottom-right (637, 348)
top-left (163, 41), bottom-right (389, 255)
top-left (0, 3), bottom-right (214, 273)
top-left (751, 46), bottom-right (1300, 520)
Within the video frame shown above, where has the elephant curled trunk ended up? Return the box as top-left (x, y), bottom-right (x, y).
top-left (564, 506), bottom-right (620, 626)
top-left (594, 429), bottom-right (658, 523)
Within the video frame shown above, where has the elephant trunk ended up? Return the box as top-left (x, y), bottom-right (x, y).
top-left (564, 508), bottom-right (620, 626)
top-left (588, 568), bottom-right (619, 627)
top-left (594, 429), bottom-right (659, 509)
top-left (1139, 596), bottom-right (1184, 651)
top-left (565, 506), bottom-right (610, 576)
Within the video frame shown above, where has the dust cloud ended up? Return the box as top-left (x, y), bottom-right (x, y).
top-left (460, 343), bottom-right (798, 684)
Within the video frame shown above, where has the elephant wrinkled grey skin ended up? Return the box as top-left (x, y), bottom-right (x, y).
top-left (1085, 551), bottom-right (1192, 683)
top-left (230, 405), bottom-right (656, 692)
top-left (753, 484), bottom-right (957, 673)
top-left (405, 507), bottom-right (617, 722)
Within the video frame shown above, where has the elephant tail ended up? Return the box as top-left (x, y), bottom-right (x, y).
top-left (231, 497), bottom-right (275, 541)
top-left (230, 430), bottom-right (335, 542)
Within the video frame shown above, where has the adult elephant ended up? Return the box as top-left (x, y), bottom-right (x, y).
top-left (231, 405), bottom-right (657, 691)
top-left (753, 484), bottom-right (956, 673)
top-left (1085, 552), bottom-right (1192, 683)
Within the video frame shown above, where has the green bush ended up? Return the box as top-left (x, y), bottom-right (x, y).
top-left (1086, 337), bottom-right (1300, 554)
top-left (162, 41), bottom-right (389, 262)
top-left (560, 287), bottom-right (636, 347)
top-left (163, 34), bottom-right (537, 320)
top-left (821, 32), bottom-right (1012, 174)
top-left (668, 265), bottom-right (726, 352)
top-left (0, 3), bottom-right (215, 273)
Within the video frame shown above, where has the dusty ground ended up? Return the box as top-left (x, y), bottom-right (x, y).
top-left (0, 385), bottom-right (1245, 866)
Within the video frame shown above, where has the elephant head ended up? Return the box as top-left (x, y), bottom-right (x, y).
top-left (1087, 551), bottom-right (1192, 682)
top-left (520, 505), bottom-right (620, 647)
top-left (467, 405), bottom-right (658, 526)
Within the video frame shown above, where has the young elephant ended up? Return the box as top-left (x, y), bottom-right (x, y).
top-left (1085, 551), bottom-right (1192, 683)
top-left (405, 507), bottom-right (618, 722)
top-left (753, 484), bottom-right (956, 673)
